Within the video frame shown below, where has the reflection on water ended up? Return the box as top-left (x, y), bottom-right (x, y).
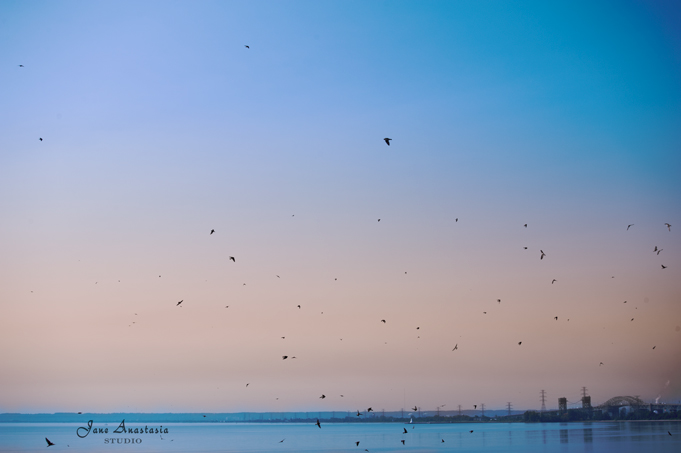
top-left (0, 421), bottom-right (679, 453)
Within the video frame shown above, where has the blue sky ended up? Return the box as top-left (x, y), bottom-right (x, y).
top-left (1, 0), bottom-right (680, 413)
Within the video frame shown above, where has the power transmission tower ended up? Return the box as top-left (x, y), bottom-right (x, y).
top-left (481, 403), bottom-right (485, 418)
top-left (507, 402), bottom-right (512, 416)
top-left (458, 405), bottom-right (462, 416)
top-left (582, 387), bottom-right (588, 398)
top-left (540, 390), bottom-right (547, 412)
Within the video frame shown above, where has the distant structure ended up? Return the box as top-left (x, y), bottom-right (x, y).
top-left (558, 397), bottom-right (567, 414)
top-left (540, 390), bottom-right (547, 412)
top-left (581, 387), bottom-right (591, 410)
top-left (481, 403), bottom-right (485, 418)
top-left (458, 405), bottom-right (462, 416)
top-left (507, 402), bottom-right (512, 416)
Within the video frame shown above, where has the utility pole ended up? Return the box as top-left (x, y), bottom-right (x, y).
top-left (582, 387), bottom-right (588, 398)
top-left (437, 406), bottom-right (440, 417)
top-left (507, 402), bottom-right (512, 416)
top-left (540, 390), bottom-right (547, 412)
top-left (458, 405), bottom-right (462, 416)
top-left (481, 403), bottom-right (485, 418)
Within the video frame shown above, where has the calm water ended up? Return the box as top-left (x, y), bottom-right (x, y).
top-left (1, 421), bottom-right (679, 452)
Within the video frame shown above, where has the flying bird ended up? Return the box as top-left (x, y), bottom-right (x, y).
top-left (356, 441), bottom-right (360, 446)
top-left (653, 346), bottom-right (656, 349)
top-left (657, 249), bottom-right (663, 255)
top-left (356, 411), bottom-right (363, 416)
top-left (497, 299), bottom-right (501, 303)
top-left (403, 428), bottom-right (408, 434)
top-left (297, 305), bottom-right (301, 309)
top-left (245, 45), bottom-right (249, 48)
top-left (412, 406), bottom-right (418, 411)
top-left (669, 431), bottom-right (672, 436)
top-left (452, 344), bottom-right (458, 351)
top-left (315, 419), bottom-right (321, 429)
top-left (552, 279), bottom-right (557, 284)
top-left (279, 439), bottom-right (285, 443)
top-left (654, 246), bottom-right (658, 252)
top-left (627, 224), bottom-right (634, 230)
top-left (282, 356), bottom-right (288, 360)
top-left (661, 265), bottom-right (667, 269)
top-left (401, 440), bottom-right (405, 445)
top-left (600, 362), bottom-right (604, 366)
top-left (554, 317), bottom-right (558, 320)
top-left (665, 223), bottom-right (671, 231)
top-left (518, 341), bottom-right (522, 345)
top-left (470, 430), bottom-right (474, 433)
top-left (176, 300), bottom-right (183, 306)
top-left (246, 383), bottom-right (249, 387)
top-left (381, 319), bottom-right (386, 323)
top-left (384, 138), bottom-right (392, 145)
top-left (229, 256), bottom-right (235, 262)
top-left (524, 224), bottom-right (527, 228)
top-left (39, 138), bottom-right (43, 141)
top-left (19, 64), bottom-right (24, 67)
top-left (46, 438), bottom-right (55, 447)
top-left (367, 407), bottom-right (373, 412)
top-left (442, 439), bottom-right (445, 443)
top-left (320, 394), bottom-right (326, 399)
top-left (210, 229), bottom-right (215, 235)
top-left (540, 250), bottom-right (546, 260)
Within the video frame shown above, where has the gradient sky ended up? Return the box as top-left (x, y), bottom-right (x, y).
top-left (1, 0), bottom-right (680, 414)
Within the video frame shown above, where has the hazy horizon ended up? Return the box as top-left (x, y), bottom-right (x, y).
top-left (1, 0), bottom-right (680, 415)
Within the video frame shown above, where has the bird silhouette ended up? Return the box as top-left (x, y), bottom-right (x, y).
top-left (669, 431), bottom-right (672, 436)
top-left (412, 406), bottom-right (418, 411)
top-left (276, 275), bottom-right (280, 278)
top-left (554, 317), bottom-right (558, 320)
top-left (378, 219), bottom-right (380, 222)
top-left (470, 430), bottom-right (474, 433)
top-left (246, 383), bottom-right (249, 387)
top-left (210, 229), bottom-right (215, 235)
top-left (665, 223), bottom-right (671, 231)
top-left (279, 439), bottom-right (285, 443)
top-left (297, 305), bottom-right (301, 309)
top-left (401, 440), bottom-right (405, 445)
top-left (552, 279), bottom-right (557, 284)
top-left (403, 428), bottom-right (408, 434)
top-left (524, 224), bottom-right (527, 228)
top-left (654, 246), bottom-right (658, 252)
top-left (600, 362), bottom-right (604, 366)
top-left (46, 438), bottom-right (55, 447)
top-left (39, 138), bottom-right (43, 141)
top-left (229, 256), bottom-right (235, 262)
top-left (524, 247), bottom-right (528, 249)
top-left (661, 265), bottom-right (667, 269)
top-left (245, 45), bottom-right (249, 48)
top-left (176, 300), bottom-right (183, 306)
top-left (653, 346), bottom-right (656, 349)
top-left (316, 419), bottom-right (321, 428)
top-left (474, 405), bottom-right (477, 409)
top-left (356, 441), bottom-right (360, 446)
top-left (518, 341), bottom-right (522, 345)
top-left (356, 411), bottom-right (363, 416)
top-left (381, 319), bottom-right (386, 323)
top-left (282, 356), bottom-right (288, 360)
top-left (384, 138), bottom-right (392, 145)
top-left (19, 64), bottom-right (24, 67)
top-left (540, 250), bottom-right (546, 260)
top-left (627, 224), bottom-right (634, 230)
top-left (320, 394), bottom-right (326, 399)
top-left (657, 249), bottom-right (663, 255)
top-left (497, 299), bottom-right (501, 303)
top-left (442, 439), bottom-right (445, 443)
top-left (367, 407), bottom-right (373, 412)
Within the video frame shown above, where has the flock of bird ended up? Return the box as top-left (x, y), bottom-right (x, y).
top-left (18, 46), bottom-right (675, 449)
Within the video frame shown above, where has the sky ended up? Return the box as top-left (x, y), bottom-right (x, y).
top-left (0, 0), bottom-right (680, 414)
